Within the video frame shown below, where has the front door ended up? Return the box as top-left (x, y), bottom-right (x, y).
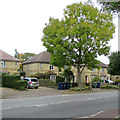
top-left (85, 76), bottom-right (88, 83)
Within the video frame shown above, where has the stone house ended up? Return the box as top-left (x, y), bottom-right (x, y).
top-left (22, 51), bottom-right (58, 80)
top-left (22, 51), bottom-right (109, 83)
top-left (0, 50), bottom-right (20, 74)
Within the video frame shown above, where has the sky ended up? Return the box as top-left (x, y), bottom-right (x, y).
top-left (0, 0), bottom-right (118, 64)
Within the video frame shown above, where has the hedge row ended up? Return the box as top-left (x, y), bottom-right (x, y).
top-left (101, 85), bottom-right (119, 89)
top-left (2, 75), bottom-right (27, 90)
top-left (39, 79), bottom-right (56, 87)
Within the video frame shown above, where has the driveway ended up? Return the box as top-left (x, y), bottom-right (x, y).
top-left (1, 87), bottom-right (118, 99)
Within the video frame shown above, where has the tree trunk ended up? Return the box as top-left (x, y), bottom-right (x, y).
top-left (77, 66), bottom-right (83, 89)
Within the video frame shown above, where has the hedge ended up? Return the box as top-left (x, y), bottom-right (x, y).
top-left (70, 86), bottom-right (90, 91)
top-left (39, 79), bottom-right (56, 87)
top-left (101, 85), bottom-right (119, 89)
top-left (2, 75), bottom-right (27, 90)
top-left (56, 76), bottom-right (65, 84)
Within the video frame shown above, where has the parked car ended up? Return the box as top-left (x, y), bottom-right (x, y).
top-left (23, 77), bottom-right (39, 89)
top-left (103, 80), bottom-right (113, 83)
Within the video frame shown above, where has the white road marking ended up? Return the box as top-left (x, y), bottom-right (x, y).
top-left (77, 111), bottom-right (104, 118)
top-left (90, 111), bottom-right (104, 117)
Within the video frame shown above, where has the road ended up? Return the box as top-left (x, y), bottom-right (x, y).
top-left (1, 91), bottom-right (119, 119)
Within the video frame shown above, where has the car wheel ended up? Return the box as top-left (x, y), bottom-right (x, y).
top-left (35, 87), bottom-right (38, 89)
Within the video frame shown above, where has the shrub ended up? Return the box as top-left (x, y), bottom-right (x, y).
top-left (70, 86), bottom-right (90, 91)
top-left (39, 79), bottom-right (56, 87)
top-left (31, 71), bottom-right (57, 79)
top-left (2, 75), bottom-right (27, 90)
top-left (101, 85), bottom-right (119, 89)
top-left (56, 76), bottom-right (65, 85)
top-left (20, 71), bottom-right (26, 76)
top-left (92, 76), bottom-right (102, 83)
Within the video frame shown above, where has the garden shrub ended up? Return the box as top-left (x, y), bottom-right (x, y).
top-left (2, 75), bottom-right (27, 90)
top-left (70, 86), bottom-right (90, 91)
top-left (20, 71), bottom-right (26, 76)
top-left (31, 71), bottom-right (57, 79)
top-left (39, 79), bottom-right (56, 87)
top-left (92, 76), bottom-right (102, 83)
top-left (101, 85), bottom-right (119, 89)
top-left (56, 76), bottom-right (65, 85)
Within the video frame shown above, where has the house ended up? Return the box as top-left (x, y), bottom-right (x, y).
top-left (22, 51), bottom-right (58, 80)
top-left (0, 50), bottom-right (20, 74)
top-left (22, 51), bottom-right (110, 83)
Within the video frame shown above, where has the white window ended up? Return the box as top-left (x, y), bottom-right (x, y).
top-left (40, 63), bottom-right (42, 69)
top-left (50, 65), bottom-right (54, 70)
top-left (50, 75), bottom-right (56, 81)
top-left (102, 68), bottom-right (104, 73)
top-left (1, 61), bottom-right (6, 68)
top-left (92, 68), bottom-right (95, 72)
top-left (15, 62), bottom-right (17, 67)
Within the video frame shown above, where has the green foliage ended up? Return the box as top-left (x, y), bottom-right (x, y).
top-left (108, 51), bottom-right (120, 75)
top-left (70, 86), bottom-right (90, 91)
top-left (92, 76), bottom-right (102, 83)
top-left (62, 67), bottom-right (74, 82)
top-left (98, 1), bottom-right (120, 13)
top-left (20, 71), bottom-right (26, 76)
top-left (2, 75), bottom-right (27, 90)
top-left (56, 76), bottom-right (65, 84)
top-left (22, 53), bottom-right (36, 62)
top-left (14, 49), bottom-right (20, 59)
top-left (31, 71), bottom-right (57, 79)
top-left (42, 2), bottom-right (115, 88)
top-left (101, 84), bottom-right (119, 89)
top-left (39, 79), bottom-right (56, 87)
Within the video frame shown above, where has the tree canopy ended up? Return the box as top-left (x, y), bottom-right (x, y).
top-left (42, 2), bottom-right (115, 88)
top-left (108, 51), bottom-right (120, 75)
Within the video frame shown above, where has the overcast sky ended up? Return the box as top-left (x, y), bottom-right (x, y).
top-left (0, 0), bottom-right (118, 64)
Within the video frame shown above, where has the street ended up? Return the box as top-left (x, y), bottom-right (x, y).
top-left (2, 91), bottom-right (119, 118)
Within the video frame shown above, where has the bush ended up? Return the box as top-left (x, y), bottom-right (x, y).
top-left (92, 76), bottom-right (102, 83)
top-left (31, 71), bottom-right (57, 79)
top-left (70, 86), bottom-right (90, 91)
top-left (2, 75), bottom-right (27, 90)
top-left (39, 79), bottom-right (56, 87)
top-left (20, 71), bottom-right (26, 76)
top-left (56, 76), bottom-right (65, 85)
top-left (101, 85), bottom-right (119, 89)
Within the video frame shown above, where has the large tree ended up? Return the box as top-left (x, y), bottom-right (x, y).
top-left (108, 51), bottom-right (120, 75)
top-left (42, 2), bottom-right (115, 88)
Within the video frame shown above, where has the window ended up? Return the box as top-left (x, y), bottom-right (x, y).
top-left (50, 75), bottom-right (56, 81)
top-left (102, 68), bottom-right (104, 73)
top-left (40, 64), bottom-right (42, 69)
top-left (1, 61), bottom-right (6, 68)
top-left (92, 68), bottom-right (95, 72)
top-left (50, 65), bottom-right (54, 70)
top-left (15, 62), bottom-right (17, 67)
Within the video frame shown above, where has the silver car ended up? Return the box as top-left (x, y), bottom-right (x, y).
top-left (23, 77), bottom-right (39, 89)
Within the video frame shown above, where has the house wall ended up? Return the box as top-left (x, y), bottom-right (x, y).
top-left (23, 63), bottom-right (110, 83)
top-left (23, 63), bottom-right (59, 77)
top-left (71, 66), bottom-right (109, 83)
top-left (0, 61), bottom-right (20, 74)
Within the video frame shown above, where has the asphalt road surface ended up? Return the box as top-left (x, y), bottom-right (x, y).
top-left (1, 91), bottom-right (119, 119)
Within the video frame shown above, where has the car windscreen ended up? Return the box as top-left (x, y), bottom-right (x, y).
top-left (31, 79), bottom-right (38, 82)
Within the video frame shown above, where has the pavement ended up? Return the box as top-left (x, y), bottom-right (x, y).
top-left (1, 87), bottom-right (118, 99)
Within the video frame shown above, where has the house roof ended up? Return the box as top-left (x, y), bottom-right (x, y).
top-left (98, 62), bottom-right (108, 68)
top-left (22, 51), bottom-right (50, 65)
top-left (0, 50), bottom-right (20, 62)
top-left (22, 51), bottom-right (108, 68)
